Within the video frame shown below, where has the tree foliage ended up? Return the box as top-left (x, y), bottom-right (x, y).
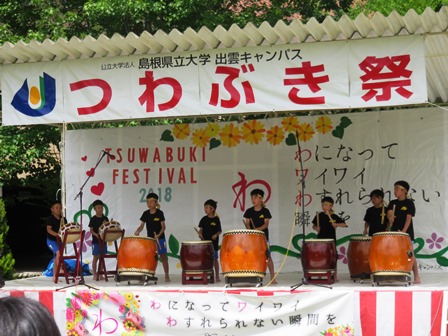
top-left (0, 198), bottom-right (15, 279)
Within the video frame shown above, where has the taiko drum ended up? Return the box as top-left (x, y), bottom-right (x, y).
top-left (301, 239), bottom-right (337, 271)
top-left (220, 229), bottom-right (268, 277)
top-left (180, 241), bottom-right (214, 272)
top-left (369, 231), bottom-right (413, 275)
top-left (117, 236), bottom-right (158, 275)
top-left (99, 221), bottom-right (122, 242)
top-left (347, 235), bottom-right (371, 279)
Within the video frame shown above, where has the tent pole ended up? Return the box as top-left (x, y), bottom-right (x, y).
top-left (60, 123), bottom-right (66, 215)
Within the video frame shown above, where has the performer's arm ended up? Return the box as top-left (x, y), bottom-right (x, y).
top-left (198, 228), bottom-right (204, 240)
top-left (212, 231), bottom-right (221, 240)
top-left (257, 218), bottom-right (269, 231)
top-left (244, 218), bottom-right (251, 230)
top-left (363, 222), bottom-right (369, 235)
top-left (155, 221), bottom-right (166, 239)
top-left (401, 214), bottom-right (413, 233)
top-left (134, 221), bottom-right (145, 236)
top-left (46, 225), bottom-right (58, 237)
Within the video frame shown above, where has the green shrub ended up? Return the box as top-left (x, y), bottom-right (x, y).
top-left (0, 198), bottom-right (15, 279)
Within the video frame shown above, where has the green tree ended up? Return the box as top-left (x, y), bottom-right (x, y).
top-left (0, 198), bottom-right (15, 279)
top-left (348, 0), bottom-right (447, 17)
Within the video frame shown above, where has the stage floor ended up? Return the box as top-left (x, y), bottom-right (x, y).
top-left (3, 271), bottom-right (447, 291)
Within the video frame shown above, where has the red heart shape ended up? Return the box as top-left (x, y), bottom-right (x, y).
top-left (91, 183), bottom-right (104, 196)
top-left (81, 156), bottom-right (87, 162)
top-left (86, 168), bottom-right (95, 177)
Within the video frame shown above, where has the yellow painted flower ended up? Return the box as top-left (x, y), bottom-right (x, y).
top-left (176, 262), bottom-right (182, 269)
top-left (241, 120), bottom-right (265, 144)
top-left (219, 123), bottom-right (242, 148)
top-left (281, 116), bottom-right (300, 132)
top-left (297, 123), bottom-right (315, 142)
top-left (315, 115), bottom-right (333, 134)
top-left (266, 126), bottom-right (285, 146)
top-left (66, 322), bottom-right (75, 330)
top-left (125, 293), bottom-right (133, 301)
top-left (205, 123), bottom-right (220, 138)
top-left (191, 128), bottom-right (211, 148)
top-left (173, 124), bottom-right (190, 140)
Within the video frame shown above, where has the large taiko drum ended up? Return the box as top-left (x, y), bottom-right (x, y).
top-left (220, 229), bottom-right (268, 277)
top-left (347, 235), bottom-right (371, 279)
top-left (117, 236), bottom-right (158, 276)
top-left (58, 222), bottom-right (82, 244)
top-left (369, 231), bottom-right (413, 275)
top-left (301, 239), bottom-right (337, 271)
top-left (99, 221), bottom-right (122, 242)
top-left (180, 241), bottom-right (214, 272)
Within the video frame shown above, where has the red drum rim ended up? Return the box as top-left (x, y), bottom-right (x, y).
top-left (122, 236), bottom-right (156, 241)
top-left (372, 231), bottom-right (409, 237)
top-left (349, 235), bottom-right (372, 241)
top-left (182, 240), bottom-right (213, 245)
top-left (223, 229), bottom-right (265, 237)
top-left (304, 238), bottom-right (335, 243)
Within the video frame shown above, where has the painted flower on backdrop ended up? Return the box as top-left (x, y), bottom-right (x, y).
top-left (173, 124), bottom-right (191, 140)
top-left (315, 116), bottom-right (333, 134)
top-left (205, 123), bottom-right (220, 138)
top-left (191, 128), bottom-right (211, 148)
top-left (296, 122), bottom-right (315, 142)
top-left (241, 120), bottom-right (266, 144)
top-left (76, 231), bottom-right (93, 253)
top-left (281, 116), bottom-right (300, 132)
top-left (219, 123), bottom-right (242, 148)
top-left (321, 324), bottom-right (354, 336)
top-left (426, 233), bottom-right (444, 249)
top-left (266, 125), bottom-right (285, 146)
top-left (338, 246), bottom-right (348, 264)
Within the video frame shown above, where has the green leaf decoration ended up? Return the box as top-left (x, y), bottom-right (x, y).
top-left (209, 138), bottom-right (221, 150)
top-left (160, 130), bottom-right (174, 142)
top-left (339, 116), bottom-right (353, 128)
top-left (285, 132), bottom-right (297, 146)
top-left (331, 125), bottom-right (345, 139)
top-left (168, 234), bottom-right (180, 255)
top-left (436, 256), bottom-right (448, 267)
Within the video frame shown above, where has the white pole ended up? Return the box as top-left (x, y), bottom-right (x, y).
top-left (60, 123), bottom-right (67, 216)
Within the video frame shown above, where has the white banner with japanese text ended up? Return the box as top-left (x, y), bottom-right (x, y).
top-left (2, 35), bottom-right (426, 125)
top-left (64, 107), bottom-right (448, 275)
top-left (66, 289), bottom-right (354, 335)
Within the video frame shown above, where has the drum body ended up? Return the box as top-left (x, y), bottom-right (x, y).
top-left (99, 221), bottom-right (122, 242)
top-left (180, 241), bottom-right (214, 272)
top-left (117, 236), bottom-right (158, 275)
top-left (220, 229), bottom-right (268, 277)
top-left (301, 239), bottom-right (336, 271)
top-left (58, 222), bottom-right (81, 244)
top-left (347, 236), bottom-right (371, 278)
top-left (369, 232), bottom-right (413, 275)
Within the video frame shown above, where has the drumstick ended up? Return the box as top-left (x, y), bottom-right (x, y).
top-left (249, 218), bottom-right (256, 230)
top-left (194, 227), bottom-right (201, 239)
top-left (154, 231), bottom-right (162, 249)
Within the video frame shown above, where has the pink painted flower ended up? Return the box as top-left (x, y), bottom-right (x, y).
top-left (66, 308), bottom-right (75, 321)
top-left (338, 245), bottom-right (348, 264)
top-left (108, 292), bottom-right (126, 305)
top-left (119, 305), bottom-right (126, 314)
top-left (74, 322), bottom-right (88, 336)
top-left (70, 297), bottom-right (82, 310)
top-left (125, 311), bottom-right (144, 330)
top-left (426, 232), bottom-right (444, 249)
top-left (81, 309), bottom-right (88, 318)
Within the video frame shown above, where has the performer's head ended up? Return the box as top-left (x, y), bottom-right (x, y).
top-left (394, 180), bottom-right (410, 200)
top-left (320, 196), bottom-right (334, 213)
top-left (250, 189), bottom-right (265, 207)
top-left (369, 189), bottom-right (384, 206)
top-left (50, 201), bottom-right (62, 216)
top-left (146, 192), bottom-right (160, 209)
top-left (92, 199), bottom-right (104, 216)
top-left (204, 199), bottom-right (217, 216)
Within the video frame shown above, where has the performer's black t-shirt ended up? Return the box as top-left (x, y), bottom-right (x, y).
top-left (243, 207), bottom-right (272, 240)
top-left (387, 198), bottom-right (415, 240)
top-left (364, 206), bottom-right (388, 236)
top-left (89, 215), bottom-right (109, 243)
top-left (312, 212), bottom-right (345, 241)
top-left (198, 215), bottom-right (222, 251)
top-left (140, 209), bottom-right (166, 239)
top-left (46, 215), bottom-right (67, 241)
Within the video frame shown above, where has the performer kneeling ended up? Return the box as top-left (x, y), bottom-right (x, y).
top-left (312, 197), bottom-right (348, 282)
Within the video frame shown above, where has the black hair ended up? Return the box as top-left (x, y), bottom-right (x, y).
top-left (204, 199), bottom-right (217, 210)
top-left (394, 180), bottom-right (410, 192)
top-left (92, 199), bottom-right (104, 207)
top-left (369, 189), bottom-right (384, 199)
top-left (321, 196), bottom-right (334, 205)
top-left (146, 192), bottom-right (159, 200)
top-left (0, 297), bottom-right (61, 336)
top-left (250, 189), bottom-right (264, 198)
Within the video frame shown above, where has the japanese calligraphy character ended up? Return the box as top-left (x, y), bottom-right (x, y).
top-left (295, 148), bottom-right (312, 162)
top-left (284, 61), bottom-right (330, 105)
top-left (220, 318), bottom-right (228, 329)
top-left (201, 317), bottom-right (212, 328)
top-left (92, 309), bottom-right (118, 335)
top-left (209, 65), bottom-right (256, 108)
top-left (168, 301), bottom-right (178, 310)
top-left (295, 191), bottom-right (312, 207)
top-left (228, 52), bottom-right (240, 64)
top-left (253, 319), bottom-right (265, 327)
top-left (266, 50), bottom-right (285, 61)
top-left (240, 52), bottom-right (252, 63)
top-left (297, 211), bottom-right (311, 226)
top-left (334, 168), bottom-right (348, 184)
top-left (235, 320), bottom-right (248, 328)
top-left (291, 300), bottom-right (300, 311)
top-left (255, 302), bottom-right (264, 312)
top-left (359, 55), bottom-right (413, 102)
top-left (315, 145), bottom-right (332, 161)
top-left (238, 302), bottom-right (247, 312)
top-left (70, 79), bottom-right (112, 115)
top-left (184, 317), bottom-right (194, 328)
top-left (184, 54), bottom-right (198, 66)
top-left (358, 149), bottom-right (374, 160)
top-left (138, 71), bottom-right (182, 112)
top-left (327, 314), bottom-right (336, 325)
top-left (254, 53), bottom-right (263, 62)
top-left (353, 168), bottom-right (366, 185)
top-left (185, 300), bottom-right (195, 311)
top-left (358, 188), bottom-right (371, 205)
top-left (336, 144), bottom-right (353, 161)
top-left (139, 58), bottom-right (150, 69)
top-left (273, 303), bottom-right (283, 312)
top-left (335, 189), bottom-right (354, 204)
top-left (381, 143), bottom-right (398, 159)
top-left (289, 314), bottom-right (302, 326)
top-left (166, 316), bottom-right (177, 327)
top-left (295, 169), bottom-right (309, 182)
top-left (315, 169), bottom-right (327, 185)
top-left (232, 172), bottom-right (271, 211)
top-left (202, 304), bottom-right (211, 311)
top-left (272, 319), bottom-right (284, 326)
top-left (290, 49), bottom-right (302, 60)
top-left (220, 302), bottom-right (229, 312)
top-left (150, 300), bottom-right (161, 310)
top-left (198, 54), bottom-right (211, 66)
top-left (307, 314), bottom-right (319, 326)
top-left (173, 55), bottom-right (185, 67)
top-left (215, 53), bottom-right (227, 65)
top-left (316, 189), bottom-right (332, 199)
